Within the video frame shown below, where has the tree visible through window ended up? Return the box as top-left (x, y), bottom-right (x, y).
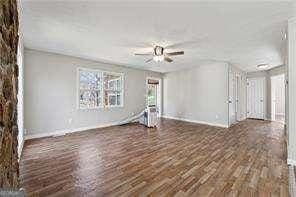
top-left (78, 69), bottom-right (102, 109)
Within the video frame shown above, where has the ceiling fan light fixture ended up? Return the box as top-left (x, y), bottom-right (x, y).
top-left (257, 64), bottom-right (269, 69)
top-left (134, 45), bottom-right (183, 63)
top-left (153, 55), bottom-right (164, 62)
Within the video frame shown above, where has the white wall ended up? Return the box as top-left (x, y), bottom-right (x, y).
top-left (24, 49), bottom-right (162, 138)
top-left (163, 62), bottom-right (229, 127)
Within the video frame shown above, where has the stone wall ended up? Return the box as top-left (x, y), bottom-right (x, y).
top-left (0, 0), bottom-right (20, 188)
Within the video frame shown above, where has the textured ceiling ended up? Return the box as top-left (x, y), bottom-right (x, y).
top-left (21, 1), bottom-right (295, 73)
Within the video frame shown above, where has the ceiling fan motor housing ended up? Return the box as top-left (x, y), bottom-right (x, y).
top-left (154, 46), bottom-right (164, 56)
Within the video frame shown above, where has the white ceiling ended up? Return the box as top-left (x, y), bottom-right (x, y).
top-left (21, 1), bottom-right (295, 73)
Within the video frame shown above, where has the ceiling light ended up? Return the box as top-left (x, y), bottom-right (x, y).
top-left (257, 64), bottom-right (269, 69)
top-left (153, 55), bottom-right (164, 62)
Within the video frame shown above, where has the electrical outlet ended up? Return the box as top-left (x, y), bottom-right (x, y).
top-left (68, 118), bottom-right (72, 124)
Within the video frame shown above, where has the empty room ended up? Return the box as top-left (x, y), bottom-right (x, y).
top-left (2, 0), bottom-right (296, 196)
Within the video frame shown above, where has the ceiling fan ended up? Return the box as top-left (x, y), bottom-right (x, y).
top-left (134, 45), bottom-right (184, 63)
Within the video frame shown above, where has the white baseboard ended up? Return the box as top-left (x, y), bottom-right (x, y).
top-left (162, 115), bottom-right (229, 128)
top-left (240, 116), bottom-right (247, 121)
top-left (264, 117), bottom-right (286, 125)
top-left (288, 159), bottom-right (296, 166)
top-left (25, 116), bottom-right (229, 140)
top-left (25, 122), bottom-right (120, 140)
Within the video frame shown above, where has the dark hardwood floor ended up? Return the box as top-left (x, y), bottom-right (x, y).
top-left (20, 118), bottom-right (289, 196)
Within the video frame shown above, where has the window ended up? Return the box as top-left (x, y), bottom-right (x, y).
top-left (104, 72), bottom-right (123, 107)
top-left (78, 68), bottom-right (123, 109)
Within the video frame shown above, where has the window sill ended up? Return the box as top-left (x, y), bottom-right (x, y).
top-left (77, 105), bottom-right (124, 110)
top-left (104, 105), bottom-right (124, 108)
top-left (78, 106), bottom-right (104, 110)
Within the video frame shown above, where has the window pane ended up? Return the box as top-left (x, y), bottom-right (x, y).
top-left (78, 68), bottom-right (102, 109)
top-left (104, 73), bottom-right (122, 91)
top-left (108, 94), bottom-right (117, 106)
top-left (79, 70), bottom-right (101, 90)
top-left (104, 72), bottom-right (122, 106)
top-left (105, 90), bottom-right (121, 106)
top-left (116, 94), bottom-right (121, 106)
top-left (79, 90), bottom-right (101, 109)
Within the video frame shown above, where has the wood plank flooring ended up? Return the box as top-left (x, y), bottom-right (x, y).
top-left (20, 118), bottom-right (289, 196)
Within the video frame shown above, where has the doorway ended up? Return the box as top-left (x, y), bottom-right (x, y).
top-left (247, 77), bottom-right (265, 119)
top-left (229, 72), bottom-right (236, 125)
top-left (235, 75), bottom-right (242, 121)
top-left (271, 74), bottom-right (285, 123)
top-left (146, 77), bottom-right (162, 116)
top-left (229, 72), bottom-right (242, 126)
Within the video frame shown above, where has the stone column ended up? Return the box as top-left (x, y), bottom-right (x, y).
top-left (0, 0), bottom-right (20, 188)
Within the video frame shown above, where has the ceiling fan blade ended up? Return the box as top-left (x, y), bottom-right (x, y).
top-left (134, 52), bottom-right (152, 56)
top-left (165, 36), bottom-right (208, 49)
top-left (165, 51), bottom-right (184, 56)
top-left (164, 57), bottom-right (173, 63)
top-left (195, 58), bottom-right (228, 63)
top-left (146, 58), bottom-right (153, 63)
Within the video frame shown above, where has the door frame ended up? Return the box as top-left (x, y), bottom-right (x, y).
top-left (271, 75), bottom-right (276, 121)
top-left (235, 74), bottom-right (242, 121)
top-left (228, 71), bottom-right (243, 127)
top-left (228, 71), bottom-right (236, 126)
top-left (146, 77), bottom-right (162, 116)
top-left (247, 77), bottom-right (266, 120)
top-left (270, 73), bottom-right (285, 122)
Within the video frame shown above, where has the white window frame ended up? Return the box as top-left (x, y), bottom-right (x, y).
top-left (77, 68), bottom-right (124, 110)
top-left (103, 71), bottom-right (124, 108)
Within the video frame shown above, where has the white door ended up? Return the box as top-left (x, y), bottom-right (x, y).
top-left (247, 78), bottom-right (265, 119)
top-left (229, 72), bottom-right (236, 125)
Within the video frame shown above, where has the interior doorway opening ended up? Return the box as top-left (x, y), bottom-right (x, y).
top-left (146, 78), bottom-right (162, 116)
top-left (229, 72), bottom-right (243, 126)
top-left (271, 74), bottom-right (285, 123)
